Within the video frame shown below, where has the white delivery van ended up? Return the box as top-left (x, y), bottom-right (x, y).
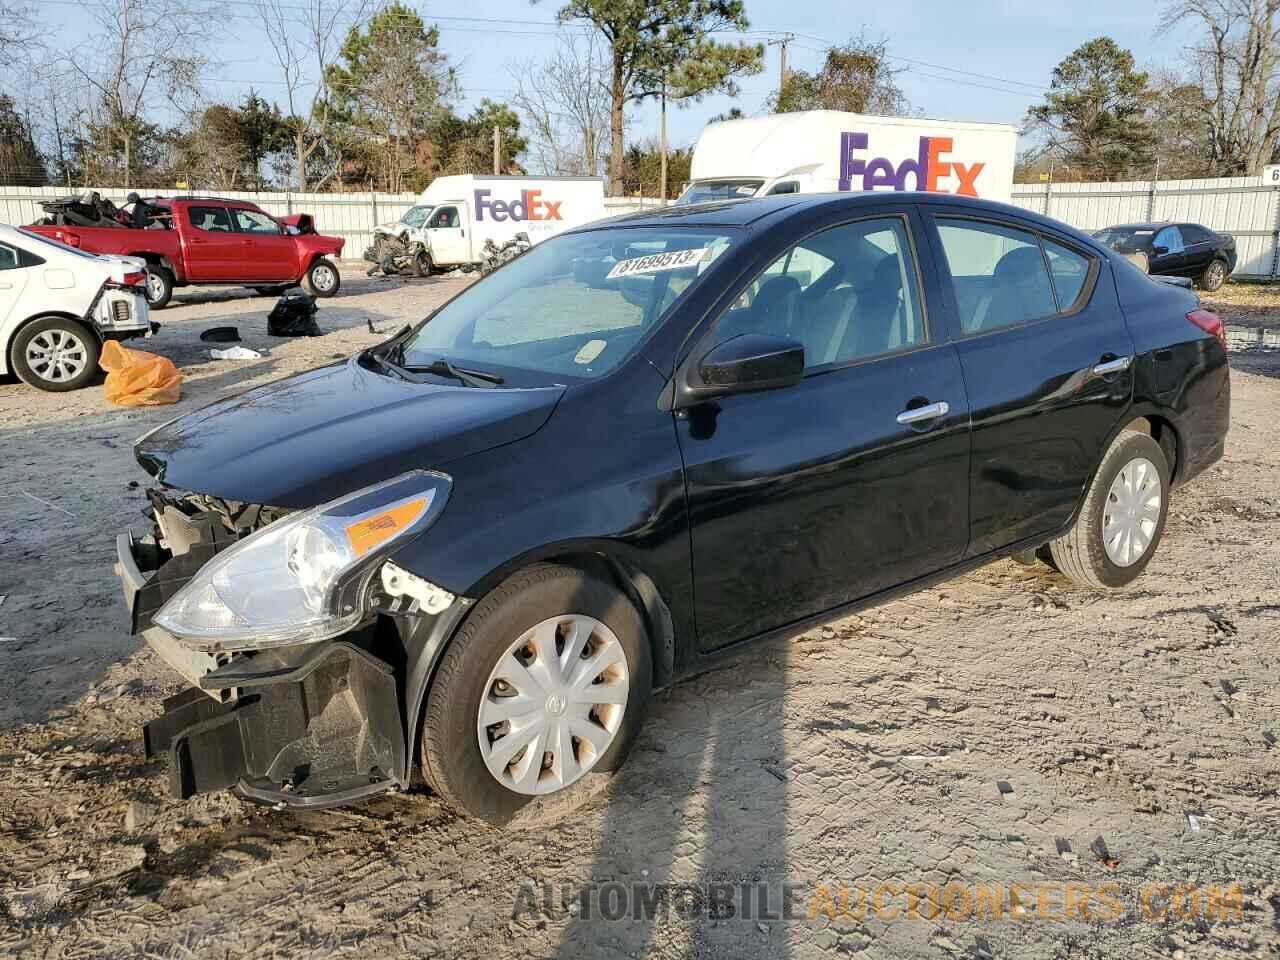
top-left (409, 175), bottom-right (606, 270)
top-left (678, 111), bottom-right (1017, 205)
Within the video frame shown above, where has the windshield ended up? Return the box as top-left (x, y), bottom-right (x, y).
top-left (676, 179), bottom-right (765, 205)
top-left (1092, 227), bottom-right (1154, 254)
top-left (402, 205), bottom-right (433, 228)
top-left (401, 226), bottom-right (738, 383)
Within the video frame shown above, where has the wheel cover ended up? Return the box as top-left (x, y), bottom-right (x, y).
top-left (1208, 261), bottom-right (1224, 284)
top-left (1102, 456), bottom-right (1162, 567)
top-left (476, 614), bottom-right (629, 796)
top-left (311, 264), bottom-right (336, 291)
top-left (146, 272), bottom-right (166, 302)
top-left (26, 328), bottom-right (88, 383)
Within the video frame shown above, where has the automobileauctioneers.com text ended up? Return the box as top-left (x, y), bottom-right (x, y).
top-left (511, 880), bottom-right (1244, 924)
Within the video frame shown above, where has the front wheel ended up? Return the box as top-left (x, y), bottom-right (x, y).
top-left (420, 564), bottom-right (651, 824)
top-left (302, 258), bottom-right (341, 297)
top-left (11, 316), bottom-right (101, 392)
top-left (411, 248), bottom-right (432, 278)
top-left (1198, 259), bottom-right (1227, 292)
top-left (1048, 431), bottom-right (1170, 589)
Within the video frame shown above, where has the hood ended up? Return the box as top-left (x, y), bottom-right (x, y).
top-left (136, 357), bottom-right (564, 507)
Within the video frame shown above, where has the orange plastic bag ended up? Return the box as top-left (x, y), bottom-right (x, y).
top-left (100, 341), bottom-right (182, 406)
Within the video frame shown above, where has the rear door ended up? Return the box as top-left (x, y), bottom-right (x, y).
top-left (1178, 223), bottom-right (1215, 276)
top-left (0, 241), bottom-right (30, 328)
top-left (181, 205), bottom-right (242, 282)
top-left (925, 212), bottom-right (1134, 556)
top-left (677, 208), bottom-right (972, 651)
top-left (229, 207), bottom-right (297, 281)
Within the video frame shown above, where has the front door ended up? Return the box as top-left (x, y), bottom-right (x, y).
top-left (677, 211), bottom-right (972, 652)
top-left (925, 212), bottom-right (1135, 556)
top-left (426, 205), bottom-right (470, 265)
top-left (182, 205), bottom-right (242, 282)
top-left (1149, 225), bottom-right (1187, 277)
top-left (229, 207), bottom-right (297, 282)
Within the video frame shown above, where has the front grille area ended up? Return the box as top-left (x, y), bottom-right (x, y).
top-left (111, 299), bottom-right (131, 323)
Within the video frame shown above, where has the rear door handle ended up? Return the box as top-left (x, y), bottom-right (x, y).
top-left (1093, 355), bottom-right (1133, 376)
top-left (897, 400), bottom-right (950, 425)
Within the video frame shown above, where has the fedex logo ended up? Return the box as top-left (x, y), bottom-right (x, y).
top-left (474, 189), bottom-right (562, 222)
top-left (838, 132), bottom-right (985, 197)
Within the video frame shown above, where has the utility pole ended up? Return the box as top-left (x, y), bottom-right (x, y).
top-left (767, 33), bottom-right (795, 104)
top-left (659, 79), bottom-right (668, 203)
top-left (493, 125), bottom-right (502, 175)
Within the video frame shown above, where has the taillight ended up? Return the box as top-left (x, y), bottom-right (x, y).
top-left (55, 230), bottom-right (81, 248)
top-left (1187, 308), bottom-right (1228, 352)
top-left (121, 270), bottom-right (147, 287)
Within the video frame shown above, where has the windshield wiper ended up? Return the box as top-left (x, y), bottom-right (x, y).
top-left (409, 357), bottom-right (505, 388)
top-left (366, 351), bottom-right (414, 381)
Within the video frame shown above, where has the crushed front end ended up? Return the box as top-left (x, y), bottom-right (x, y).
top-left (115, 481), bottom-right (468, 808)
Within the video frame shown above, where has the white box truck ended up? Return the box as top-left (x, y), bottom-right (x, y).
top-left (678, 111), bottom-right (1017, 205)
top-left (399, 175), bottom-right (606, 270)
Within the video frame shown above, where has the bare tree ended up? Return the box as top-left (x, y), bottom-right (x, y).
top-left (1161, 0), bottom-right (1280, 173)
top-left (509, 32), bottom-right (612, 177)
top-left (254, 0), bottom-right (370, 190)
top-left (0, 1), bottom-right (36, 68)
top-left (65, 0), bottom-right (212, 187)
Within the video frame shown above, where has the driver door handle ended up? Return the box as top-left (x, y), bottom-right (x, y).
top-left (1093, 355), bottom-right (1133, 375)
top-left (897, 400), bottom-right (950, 425)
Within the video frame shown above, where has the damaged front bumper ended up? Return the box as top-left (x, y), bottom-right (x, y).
top-left (115, 491), bottom-right (470, 809)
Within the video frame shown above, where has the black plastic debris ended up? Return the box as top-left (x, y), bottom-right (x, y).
top-left (367, 318), bottom-right (381, 335)
top-left (199, 326), bottom-right (241, 343)
top-left (268, 290), bottom-right (322, 337)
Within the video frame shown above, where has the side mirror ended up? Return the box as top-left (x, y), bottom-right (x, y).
top-left (1151, 244), bottom-right (1169, 255)
top-left (679, 333), bottom-right (805, 404)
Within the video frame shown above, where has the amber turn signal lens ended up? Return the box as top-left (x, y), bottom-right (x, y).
top-left (344, 498), bottom-right (429, 556)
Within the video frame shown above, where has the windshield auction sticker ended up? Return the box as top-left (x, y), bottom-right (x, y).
top-left (607, 247), bottom-right (710, 280)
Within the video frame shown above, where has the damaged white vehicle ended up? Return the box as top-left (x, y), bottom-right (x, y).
top-left (0, 224), bottom-right (153, 391)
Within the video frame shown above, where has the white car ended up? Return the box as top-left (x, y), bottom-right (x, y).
top-left (0, 224), bottom-right (152, 391)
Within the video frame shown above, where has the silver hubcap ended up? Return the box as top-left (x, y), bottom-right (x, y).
top-left (311, 265), bottom-right (336, 291)
top-left (477, 614), bottom-right (629, 796)
top-left (26, 329), bottom-right (88, 383)
top-left (146, 272), bottom-right (165, 301)
top-left (1208, 262), bottom-right (1224, 285)
top-left (1103, 456), bottom-right (1162, 567)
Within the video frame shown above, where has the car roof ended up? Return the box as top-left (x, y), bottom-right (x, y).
top-left (1102, 222), bottom-right (1177, 231)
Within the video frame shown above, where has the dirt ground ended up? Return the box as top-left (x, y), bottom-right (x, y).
top-left (0, 272), bottom-right (1278, 959)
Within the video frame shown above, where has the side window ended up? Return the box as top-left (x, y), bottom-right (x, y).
top-left (1042, 238), bottom-right (1092, 311)
top-left (232, 209), bottom-right (280, 234)
top-left (936, 219), bottom-right (1056, 334)
top-left (710, 216), bottom-right (925, 370)
top-left (430, 206), bottom-right (458, 228)
top-left (1180, 224), bottom-right (1210, 244)
top-left (1153, 226), bottom-right (1184, 254)
top-left (768, 181), bottom-right (799, 195)
top-left (0, 244), bottom-right (19, 270)
top-left (189, 206), bottom-right (232, 233)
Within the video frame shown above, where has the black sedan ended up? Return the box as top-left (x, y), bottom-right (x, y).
top-left (116, 192), bottom-right (1231, 823)
top-left (1093, 221), bottom-right (1237, 291)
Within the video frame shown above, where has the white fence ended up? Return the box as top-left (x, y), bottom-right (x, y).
top-left (1011, 176), bottom-right (1280, 279)
top-left (0, 187), bottom-right (669, 253)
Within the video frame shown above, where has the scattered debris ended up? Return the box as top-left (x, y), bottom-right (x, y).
top-left (199, 326), bottom-right (241, 343)
top-left (761, 763), bottom-right (787, 783)
top-left (1186, 811), bottom-right (1216, 832)
top-left (268, 290), bottom-right (322, 337)
top-left (125, 799), bottom-right (158, 831)
top-left (1091, 835), bottom-right (1120, 870)
top-left (1029, 688), bottom-right (1058, 698)
top-left (1204, 608), bottom-right (1238, 637)
top-left (1263, 730), bottom-right (1277, 749)
top-left (210, 346), bottom-right (262, 361)
top-left (1056, 838), bottom-right (1079, 864)
top-left (367, 318), bottom-right (382, 334)
top-left (899, 753), bottom-right (949, 763)
top-left (996, 780), bottom-right (1014, 798)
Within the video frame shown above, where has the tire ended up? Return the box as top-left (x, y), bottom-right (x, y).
top-left (1197, 259), bottom-right (1228, 292)
top-left (11, 316), bottom-right (101, 392)
top-left (144, 266), bottom-right (173, 309)
top-left (1048, 431), bottom-right (1171, 590)
top-left (411, 249), bottom-right (432, 278)
top-left (302, 258), bottom-right (341, 297)
top-left (420, 563), bottom-right (652, 824)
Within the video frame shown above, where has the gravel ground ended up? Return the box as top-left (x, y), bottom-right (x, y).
top-left (0, 271), bottom-right (1277, 959)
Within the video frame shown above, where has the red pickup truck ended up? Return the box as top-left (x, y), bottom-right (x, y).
top-left (27, 197), bottom-right (345, 309)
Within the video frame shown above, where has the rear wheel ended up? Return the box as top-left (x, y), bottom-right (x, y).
top-left (1048, 431), bottom-right (1170, 589)
top-left (420, 564), bottom-right (651, 824)
top-left (1197, 259), bottom-right (1227, 291)
top-left (302, 258), bottom-right (341, 297)
top-left (144, 266), bottom-right (173, 309)
top-left (11, 316), bottom-right (101, 392)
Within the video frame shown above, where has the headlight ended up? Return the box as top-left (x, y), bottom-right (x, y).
top-left (154, 471), bottom-right (451, 652)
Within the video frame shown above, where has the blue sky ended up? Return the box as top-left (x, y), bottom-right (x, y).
top-left (197, 0), bottom-right (1198, 157)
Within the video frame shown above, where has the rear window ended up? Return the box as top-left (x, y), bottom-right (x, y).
top-left (676, 180), bottom-right (764, 205)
